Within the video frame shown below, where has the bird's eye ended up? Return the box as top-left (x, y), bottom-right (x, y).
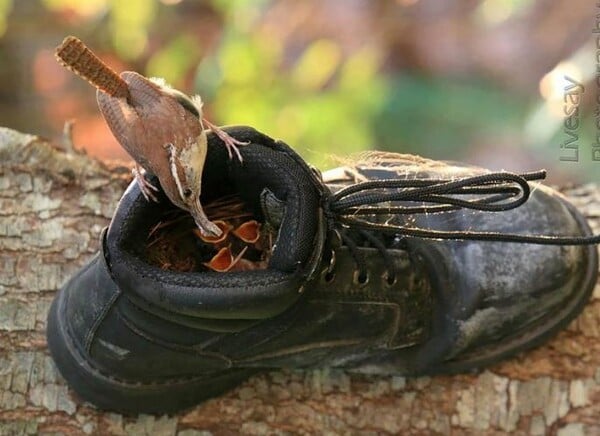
top-left (183, 188), bottom-right (193, 197)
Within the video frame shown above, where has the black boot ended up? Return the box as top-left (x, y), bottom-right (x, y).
top-left (47, 126), bottom-right (599, 413)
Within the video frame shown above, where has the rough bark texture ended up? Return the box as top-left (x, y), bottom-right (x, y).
top-left (0, 127), bottom-right (599, 436)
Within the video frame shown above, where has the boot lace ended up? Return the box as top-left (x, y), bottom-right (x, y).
top-left (321, 170), bottom-right (600, 283)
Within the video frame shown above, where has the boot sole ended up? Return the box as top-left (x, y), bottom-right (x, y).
top-left (46, 287), bottom-right (258, 414)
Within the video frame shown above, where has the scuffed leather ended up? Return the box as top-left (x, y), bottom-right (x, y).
top-left (321, 158), bottom-right (597, 372)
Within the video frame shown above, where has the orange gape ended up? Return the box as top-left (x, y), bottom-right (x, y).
top-left (199, 219), bottom-right (266, 272)
top-left (233, 220), bottom-right (261, 243)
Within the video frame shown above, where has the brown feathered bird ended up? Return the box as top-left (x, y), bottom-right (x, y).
top-left (55, 36), bottom-right (245, 238)
top-left (97, 72), bottom-right (246, 237)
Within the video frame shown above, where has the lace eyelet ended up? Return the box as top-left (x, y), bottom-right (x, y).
top-left (323, 270), bottom-right (336, 283)
top-left (353, 270), bottom-right (369, 286)
top-left (321, 249), bottom-right (337, 284)
top-left (383, 272), bottom-right (397, 287)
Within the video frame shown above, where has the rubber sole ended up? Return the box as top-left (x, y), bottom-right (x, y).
top-left (432, 197), bottom-right (599, 374)
top-left (46, 288), bottom-right (259, 414)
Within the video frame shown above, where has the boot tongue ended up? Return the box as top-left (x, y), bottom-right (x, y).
top-left (260, 188), bottom-right (285, 229)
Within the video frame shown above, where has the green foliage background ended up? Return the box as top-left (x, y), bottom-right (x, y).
top-left (0, 0), bottom-right (597, 180)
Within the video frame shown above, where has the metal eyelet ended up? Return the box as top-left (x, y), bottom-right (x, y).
top-left (382, 272), bottom-right (397, 288)
top-left (353, 270), bottom-right (369, 286)
top-left (327, 249), bottom-right (336, 272)
top-left (322, 270), bottom-right (336, 283)
top-left (321, 249), bottom-right (337, 283)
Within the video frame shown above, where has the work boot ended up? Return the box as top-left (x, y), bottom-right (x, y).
top-left (47, 126), bottom-right (599, 413)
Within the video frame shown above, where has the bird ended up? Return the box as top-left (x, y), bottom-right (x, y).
top-left (55, 36), bottom-right (245, 238)
top-left (96, 72), bottom-right (246, 238)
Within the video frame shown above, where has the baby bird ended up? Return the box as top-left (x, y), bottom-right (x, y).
top-left (96, 72), bottom-right (246, 237)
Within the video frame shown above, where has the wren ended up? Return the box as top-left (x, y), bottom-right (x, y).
top-left (55, 36), bottom-right (246, 237)
top-left (97, 73), bottom-right (246, 237)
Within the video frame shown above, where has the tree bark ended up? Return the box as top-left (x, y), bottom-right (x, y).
top-left (0, 128), bottom-right (598, 436)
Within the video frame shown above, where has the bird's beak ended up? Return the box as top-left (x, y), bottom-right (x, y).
top-left (190, 197), bottom-right (222, 238)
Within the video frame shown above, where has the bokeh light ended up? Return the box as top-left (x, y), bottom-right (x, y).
top-left (0, 0), bottom-right (597, 183)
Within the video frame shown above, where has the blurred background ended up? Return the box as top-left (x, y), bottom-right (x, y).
top-left (0, 0), bottom-right (597, 183)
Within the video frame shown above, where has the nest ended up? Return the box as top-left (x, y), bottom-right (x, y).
top-left (145, 195), bottom-right (273, 273)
